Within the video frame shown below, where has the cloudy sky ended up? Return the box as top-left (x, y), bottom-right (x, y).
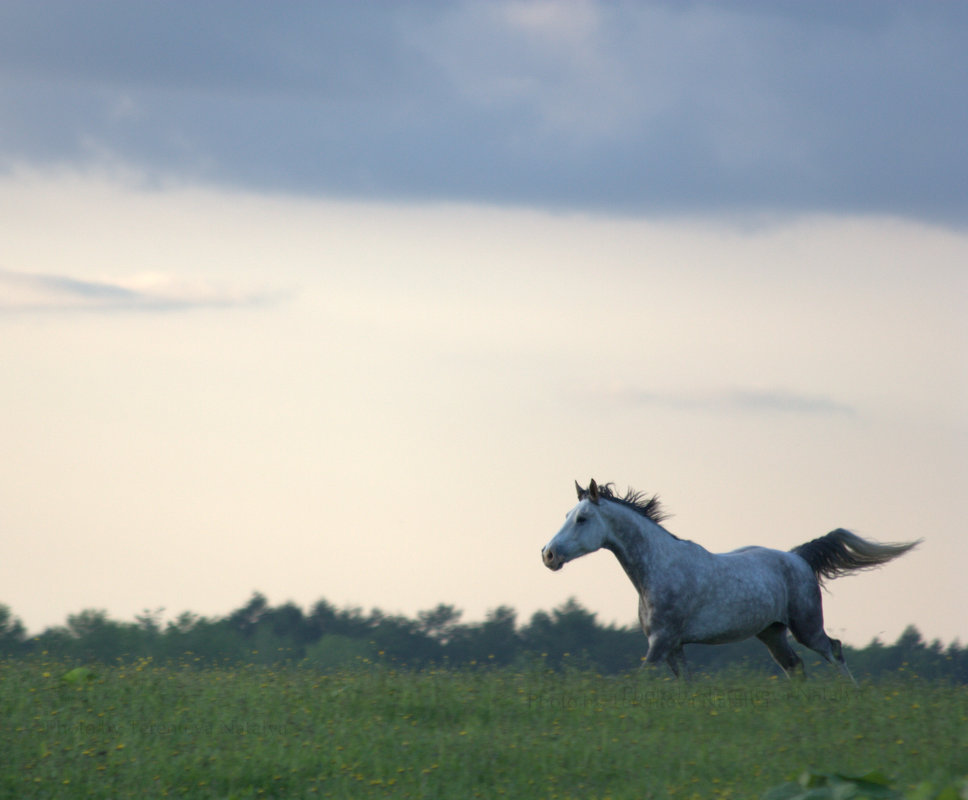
top-left (1, 1), bottom-right (965, 649)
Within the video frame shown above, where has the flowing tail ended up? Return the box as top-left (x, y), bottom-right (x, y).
top-left (792, 528), bottom-right (920, 584)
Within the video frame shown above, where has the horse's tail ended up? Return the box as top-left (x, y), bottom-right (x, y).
top-left (791, 528), bottom-right (920, 584)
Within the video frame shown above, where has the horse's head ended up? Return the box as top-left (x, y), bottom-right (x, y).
top-left (541, 479), bottom-right (609, 571)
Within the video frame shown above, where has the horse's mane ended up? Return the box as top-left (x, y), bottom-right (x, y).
top-left (594, 482), bottom-right (671, 526)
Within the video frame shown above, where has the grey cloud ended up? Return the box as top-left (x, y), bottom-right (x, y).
top-left (1, 1), bottom-right (965, 223)
top-left (625, 388), bottom-right (856, 418)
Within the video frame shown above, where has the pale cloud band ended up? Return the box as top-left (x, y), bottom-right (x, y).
top-left (0, 268), bottom-right (273, 313)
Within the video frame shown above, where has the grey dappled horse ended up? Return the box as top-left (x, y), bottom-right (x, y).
top-left (541, 480), bottom-right (920, 681)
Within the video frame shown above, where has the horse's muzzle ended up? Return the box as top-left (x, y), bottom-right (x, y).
top-left (542, 547), bottom-right (563, 571)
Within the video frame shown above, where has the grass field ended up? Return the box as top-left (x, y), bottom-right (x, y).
top-left (2, 656), bottom-right (966, 799)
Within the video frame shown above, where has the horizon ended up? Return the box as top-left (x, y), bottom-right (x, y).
top-left (4, 586), bottom-right (948, 651)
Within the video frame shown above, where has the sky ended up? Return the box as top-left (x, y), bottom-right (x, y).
top-left (1, 1), bottom-right (966, 648)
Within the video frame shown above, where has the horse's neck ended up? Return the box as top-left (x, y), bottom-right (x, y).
top-left (601, 507), bottom-right (677, 594)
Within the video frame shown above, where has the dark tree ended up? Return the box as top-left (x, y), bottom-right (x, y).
top-left (417, 604), bottom-right (463, 645)
top-left (0, 604), bottom-right (26, 654)
top-left (227, 592), bottom-right (269, 637)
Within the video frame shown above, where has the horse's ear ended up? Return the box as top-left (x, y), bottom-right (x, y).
top-left (588, 478), bottom-right (600, 504)
top-left (575, 480), bottom-right (585, 500)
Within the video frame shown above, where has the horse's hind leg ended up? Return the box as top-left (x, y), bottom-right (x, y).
top-left (757, 623), bottom-right (804, 679)
top-left (789, 617), bottom-right (857, 685)
top-left (827, 637), bottom-right (856, 685)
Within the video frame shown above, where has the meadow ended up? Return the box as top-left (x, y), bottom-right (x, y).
top-left (1, 656), bottom-right (966, 799)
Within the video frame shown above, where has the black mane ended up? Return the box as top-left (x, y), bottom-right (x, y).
top-left (589, 482), bottom-right (671, 525)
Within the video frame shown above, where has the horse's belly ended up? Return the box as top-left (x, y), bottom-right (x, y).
top-left (684, 578), bottom-right (787, 645)
top-left (688, 617), bottom-right (776, 645)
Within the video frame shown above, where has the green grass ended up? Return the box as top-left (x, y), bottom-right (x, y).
top-left (1, 655), bottom-right (966, 799)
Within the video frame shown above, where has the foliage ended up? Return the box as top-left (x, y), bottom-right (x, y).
top-left (764, 770), bottom-right (900, 799)
top-left (1, 596), bottom-right (966, 682)
top-left (763, 770), bottom-right (968, 800)
top-left (61, 667), bottom-right (98, 685)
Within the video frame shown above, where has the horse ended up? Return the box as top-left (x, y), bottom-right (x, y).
top-left (540, 479), bottom-right (920, 681)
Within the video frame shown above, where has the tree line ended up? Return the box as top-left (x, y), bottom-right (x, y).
top-left (1, 594), bottom-right (964, 681)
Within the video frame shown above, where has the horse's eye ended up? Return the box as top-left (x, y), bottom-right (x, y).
top-left (575, 516), bottom-right (587, 525)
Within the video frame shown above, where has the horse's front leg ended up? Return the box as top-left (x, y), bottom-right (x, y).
top-left (638, 599), bottom-right (687, 678)
top-left (667, 646), bottom-right (689, 680)
top-left (644, 632), bottom-right (686, 679)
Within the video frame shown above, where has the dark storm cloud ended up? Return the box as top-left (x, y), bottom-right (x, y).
top-left (1, 1), bottom-right (965, 222)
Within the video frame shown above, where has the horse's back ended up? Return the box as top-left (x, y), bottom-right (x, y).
top-left (723, 544), bottom-right (812, 572)
top-left (720, 545), bottom-right (817, 592)
top-left (678, 545), bottom-right (817, 644)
